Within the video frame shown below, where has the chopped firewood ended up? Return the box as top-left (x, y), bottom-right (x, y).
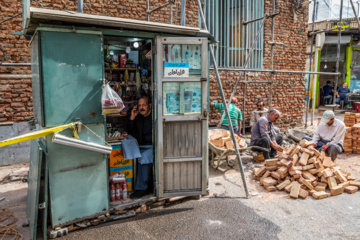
top-left (261, 170), bottom-right (271, 179)
top-left (290, 146), bottom-right (301, 156)
top-left (277, 166), bottom-right (288, 175)
top-left (292, 154), bottom-right (300, 166)
top-left (285, 181), bottom-right (297, 192)
top-left (346, 175), bottom-right (356, 181)
top-left (312, 191), bottom-right (329, 199)
top-left (344, 186), bottom-right (358, 194)
top-left (338, 181), bottom-right (350, 188)
top-left (330, 186), bottom-right (344, 196)
top-left (210, 139), bottom-right (224, 147)
top-left (317, 182), bottom-right (327, 188)
top-left (308, 156), bottom-right (316, 164)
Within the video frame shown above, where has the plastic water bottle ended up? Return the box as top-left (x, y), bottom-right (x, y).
top-left (122, 181), bottom-right (128, 200)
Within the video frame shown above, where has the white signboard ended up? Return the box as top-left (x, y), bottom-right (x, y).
top-left (164, 62), bottom-right (189, 77)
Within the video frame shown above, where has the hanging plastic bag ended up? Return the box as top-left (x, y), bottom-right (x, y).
top-left (101, 83), bottom-right (125, 115)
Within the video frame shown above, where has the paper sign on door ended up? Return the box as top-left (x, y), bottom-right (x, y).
top-left (164, 62), bottom-right (189, 77)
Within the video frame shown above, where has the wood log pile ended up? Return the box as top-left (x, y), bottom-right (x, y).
top-left (208, 129), bottom-right (246, 149)
top-left (253, 139), bottom-right (359, 199)
top-left (344, 112), bottom-right (360, 127)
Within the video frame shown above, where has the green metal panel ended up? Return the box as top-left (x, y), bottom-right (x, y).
top-left (47, 123), bottom-right (108, 227)
top-left (27, 140), bottom-right (44, 240)
top-left (40, 31), bottom-right (104, 127)
top-left (31, 32), bottom-right (44, 125)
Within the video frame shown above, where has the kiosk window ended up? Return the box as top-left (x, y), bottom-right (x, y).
top-left (163, 44), bottom-right (202, 77)
top-left (163, 82), bottom-right (202, 115)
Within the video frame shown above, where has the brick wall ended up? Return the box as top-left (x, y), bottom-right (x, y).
top-left (1, 0), bottom-right (308, 129)
top-left (0, 0), bottom-right (198, 123)
top-left (209, 0), bottom-right (308, 130)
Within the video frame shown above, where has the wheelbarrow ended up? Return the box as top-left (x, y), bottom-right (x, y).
top-left (209, 139), bottom-right (270, 169)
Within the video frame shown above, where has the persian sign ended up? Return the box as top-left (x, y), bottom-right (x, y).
top-left (164, 62), bottom-right (189, 77)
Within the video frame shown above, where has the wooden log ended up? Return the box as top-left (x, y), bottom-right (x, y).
top-left (330, 186), bottom-right (344, 196)
top-left (334, 169), bottom-right (347, 183)
top-left (312, 191), bottom-right (329, 199)
top-left (255, 166), bottom-right (267, 177)
top-left (328, 177), bottom-right (337, 190)
top-left (290, 182), bottom-right (301, 199)
top-left (299, 152), bottom-right (310, 166)
top-left (299, 188), bottom-right (309, 199)
top-left (265, 159), bottom-right (278, 166)
top-left (344, 186), bottom-right (359, 194)
top-left (276, 179), bottom-right (291, 190)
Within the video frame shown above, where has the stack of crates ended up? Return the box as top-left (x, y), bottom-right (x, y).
top-left (109, 143), bottom-right (133, 191)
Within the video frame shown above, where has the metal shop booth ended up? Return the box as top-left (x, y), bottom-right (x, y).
top-left (22, 5), bottom-right (210, 239)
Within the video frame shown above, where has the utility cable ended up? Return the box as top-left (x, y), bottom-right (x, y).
top-left (0, 208), bottom-right (23, 240)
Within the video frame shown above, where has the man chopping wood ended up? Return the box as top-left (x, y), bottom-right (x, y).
top-left (303, 110), bottom-right (345, 161)
top-left (250, 109), bottom-right (283, 159)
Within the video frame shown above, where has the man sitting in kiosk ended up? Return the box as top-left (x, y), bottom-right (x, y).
top-left (126, 96), bottom-right (153, 199)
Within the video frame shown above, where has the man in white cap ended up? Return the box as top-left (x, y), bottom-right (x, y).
top-left (303, 110), bottom-right (345, 160)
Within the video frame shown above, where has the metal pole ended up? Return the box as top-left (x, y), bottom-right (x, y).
top-left (77, 0), bottom-right (83, 13)
top-left (269, 0), bottom-right (276, 111)
top-left (242, 0), bottom-right (247, 136)
top-left (170, 1), bottom-right (173, 24)
top-left (146, 0), bottom-right (150, 21)
top-left (333, 0), bottom-right (344, 105)
top-left (312, 45), bottom-right (320, 125)
top-left (242, 81), bottom-right (246, 135)
top-left (211, 68), bottom-right (341, 76)
top-left (350, 0), bottom-right (360, 31)
top-left (305, 0), bottom-right (316, 128)
top-left (218, 9), bottom-right (269, 127)
top-left (181, 0), bottom-right (186, 26)
top-left (0, 63), bottom-right (31, 66)
top-left (197, 0), bottom-right (249, 198)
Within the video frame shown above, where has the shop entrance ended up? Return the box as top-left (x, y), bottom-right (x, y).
top-left (103, 35), bottom-right (155, 204)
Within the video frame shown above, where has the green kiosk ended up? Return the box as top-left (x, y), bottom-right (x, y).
top-left (22, 1), bottom-right (210, 239)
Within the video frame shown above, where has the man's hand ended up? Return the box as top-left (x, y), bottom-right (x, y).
top-left (275, 145), bottom-right (284, 152)
top-left (130, 105), bottom-right (139, 120)
top-left (312, 143), bottom-right (317, 148)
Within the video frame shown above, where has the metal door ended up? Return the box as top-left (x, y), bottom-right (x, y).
top-left (156, 37), bottom-right (208, 198)
top-left (40, 30), bottom-right (104, 127)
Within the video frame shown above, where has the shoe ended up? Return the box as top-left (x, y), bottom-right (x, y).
top-left (130, 190), bottom-right (149, 199)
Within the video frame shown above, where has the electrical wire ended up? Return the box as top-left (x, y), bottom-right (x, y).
top-left (0, 208), bottom-right (23, 240)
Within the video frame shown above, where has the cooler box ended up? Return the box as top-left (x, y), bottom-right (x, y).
top-left (109, 143), bottom-right (133, 190)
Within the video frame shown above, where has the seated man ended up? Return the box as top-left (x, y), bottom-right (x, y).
top-left (250, 101), bottom-right (268, 131)
top-left (250, 109), bottom-right (283, 159)
top-left (126, 96), bottom-right (153, 199)
top-left (336, 82), bottom-right (350, 106)
top-left (323, 81), bottom-right (334, 104)
top-left (210, 97), bottom-right (242, 135)
top-left (303, 110), bottom-right (345, 161)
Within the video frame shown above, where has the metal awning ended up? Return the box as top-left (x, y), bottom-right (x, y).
top-left (24, 7), bottom-right (211, 37)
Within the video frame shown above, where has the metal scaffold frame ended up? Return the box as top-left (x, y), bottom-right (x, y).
top-left (196, 0), bottom-right (360, 197)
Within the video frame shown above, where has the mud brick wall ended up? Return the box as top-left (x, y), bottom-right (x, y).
top-left (0, 0), bottom-right (198, 123)
top-left (209, 0), bottom-right (308, 130)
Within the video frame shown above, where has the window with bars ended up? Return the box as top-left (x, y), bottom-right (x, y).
top-left (203, 0), bottom-right (264, 68)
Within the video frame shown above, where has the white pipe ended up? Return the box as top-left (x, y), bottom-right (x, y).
top-left (52, 134), bottom-right (112, 154)
top-left (312, 47), bottom-right (320, 126)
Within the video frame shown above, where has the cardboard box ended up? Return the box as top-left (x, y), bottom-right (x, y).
top-left (109, 145), bottom-right (133, 168)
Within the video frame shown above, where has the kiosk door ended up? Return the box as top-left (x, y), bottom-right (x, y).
top-left (156, 37), bottom-right (208, 198)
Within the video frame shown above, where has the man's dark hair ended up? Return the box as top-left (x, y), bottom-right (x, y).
top-left (138, 95), bottom-right (151, 105)
top-left (257, 100), bottom-right (264, 106)
top-left (326, 81), bottom-right (331, 84)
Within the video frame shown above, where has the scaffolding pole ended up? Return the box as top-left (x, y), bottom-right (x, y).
top-left (350, 0), bottom-right (360, 31)
top-left (305, 1), bottom-right (316, 128)
top-left (217, 9), bottom-right (269, 128)
top-left (197, 0), bottom-right (249, 198)
top-left (333, 0), bottom-right (344, 105)
top-left (269, 0), bottom-right (276, 111)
